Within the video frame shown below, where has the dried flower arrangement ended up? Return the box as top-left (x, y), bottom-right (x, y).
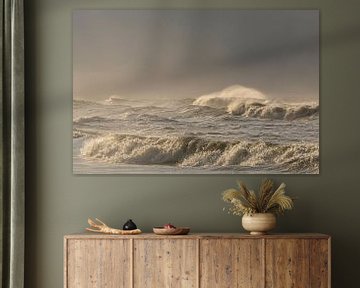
top-left (222, 179), bottom-right (294, 216)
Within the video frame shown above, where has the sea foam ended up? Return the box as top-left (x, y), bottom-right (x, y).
top-left (193, 85), bottom-right (318, 120)
top-left (80, 133), bottom-right (319, 173)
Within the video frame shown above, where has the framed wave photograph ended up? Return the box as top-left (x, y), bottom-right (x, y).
top-left (72, 10), bottom-right (319, 174)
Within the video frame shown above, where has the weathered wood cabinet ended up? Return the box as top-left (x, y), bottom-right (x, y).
top-left (64, 233), bottom-right (330, 288)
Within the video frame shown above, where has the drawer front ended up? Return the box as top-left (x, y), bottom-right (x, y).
top-left (66, 239), bottom-right (131, 288)
top-left (200, 239), bottom-right (264, 288)
top-left (134, 239), bottom-right (198, 288)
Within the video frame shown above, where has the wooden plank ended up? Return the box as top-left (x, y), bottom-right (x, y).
top-left (265, 239), bottom-right (310, 288)
top-left (196, 239), bottom-right (200, 288)
top-left (64, 238), bottom-right (68, 288)
top-left (310, 239), bottom-right (330, 288)
top-left (133, 239), bottom-right (197, 288)
top-left (262, 239), bottom-right (266, 288)
top-left (200, 239), bottom-right (264, 288)
top-left (130, 238), bottom-right (134, 288)
top-left (67, 239), bottom-right (131, 288)
top-left (65, 233), bottom-right (330, 240)
top-left (328, 238), bottom-right (331, 288)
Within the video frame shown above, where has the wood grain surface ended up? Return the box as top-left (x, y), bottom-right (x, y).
top-left (309, 239), bottom-right (330, 288)
top-left (265, 239), bottom-right (310, 287)
top-left (66, 239), bottom-right (131, 288)
top-left (65, 233), bottom-right (330, 240)
top-left (200, 239), bottom-right (264, 288)
top-left (64, 234), bottom-right (330, 288)
top-left (133, 239), bottom-right (198, 288)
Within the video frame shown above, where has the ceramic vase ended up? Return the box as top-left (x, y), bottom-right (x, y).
top-left (242, 213), bottom-right (276, 235)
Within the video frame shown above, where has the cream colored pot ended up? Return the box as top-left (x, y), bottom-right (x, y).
top-left (242, 213), bottom-right (276, 235)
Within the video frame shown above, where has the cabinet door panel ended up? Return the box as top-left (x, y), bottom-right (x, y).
top-left (66, 239), bottom-right (131, 288)
top-left (134, 239), bottom-right (198, 288)
top-left (265, 239), bottom-right (310, 288)
top-left (310, 239), bottom-right (330, 288)
top-left (200, 239), bottom-right (264, 288)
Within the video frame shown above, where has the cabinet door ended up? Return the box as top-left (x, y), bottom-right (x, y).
top-left (66, 239), bottom-right (131, 288)
top-left (134, 239), bottom-right (198, 288)
top-left (309, 239), bottom-right (330, 288)
top-left (266, 239), bottom-right (309, 287)
top-left (200, 239), bottom-right (264, 288)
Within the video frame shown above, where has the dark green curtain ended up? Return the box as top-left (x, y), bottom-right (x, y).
top-left (1, 0), bottom-right (24, 287)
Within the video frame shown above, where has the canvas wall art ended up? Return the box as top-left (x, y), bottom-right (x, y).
top-left (73, 10), bottom-right (319, 174)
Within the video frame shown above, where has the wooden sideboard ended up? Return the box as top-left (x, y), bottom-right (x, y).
top-left (64, 233), bottom-right (330, 288)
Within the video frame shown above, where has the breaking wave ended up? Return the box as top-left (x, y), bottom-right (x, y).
top-left (193, 85), bottom-right (318, 120)
top-left (73, 116), bottom-right (113, 125)
top-left (73, 129), bottom-right (86, 139)
top-left (80, 134), bottom-right (319, 173)
top-left (105, 95), bottom-right (130, 104)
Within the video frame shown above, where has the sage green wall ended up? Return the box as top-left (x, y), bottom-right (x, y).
top-left (24, 0), bottom-right (360, 287)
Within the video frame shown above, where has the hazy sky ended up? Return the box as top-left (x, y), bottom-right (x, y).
top-left (73, 10), bottom-right (319, 101)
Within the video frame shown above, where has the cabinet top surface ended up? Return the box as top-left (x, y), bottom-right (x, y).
top-left (64, 232), bottom-right (330, 240)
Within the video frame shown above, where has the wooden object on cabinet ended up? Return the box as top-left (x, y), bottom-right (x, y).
top-left (64, 233), bottom-right (331, 288)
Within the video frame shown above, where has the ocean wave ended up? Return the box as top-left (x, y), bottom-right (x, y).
top-left (130, 113), bottom-right (179, 123)
top-left (193, 85), bottom-right (318, 120)
top-left (105, 95), bottom-right (141, 104)
top-left (73, 99), bottom-right (100, 108)
top-left (80, 134), bottom-right (319, 173)
top-left (178, 105), bottom-right (226, 118)
top-left (73, 116), bottom-right (114, 125)
top-left (73, 128), bottom-right (101, 139)
top-left (73, 129), bottom-right (86, 138)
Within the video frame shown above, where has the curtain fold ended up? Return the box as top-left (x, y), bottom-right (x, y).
top-left (1, 0), bottom-right (25, 287)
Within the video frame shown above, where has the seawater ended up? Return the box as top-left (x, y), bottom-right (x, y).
top-left (73, 86), bottom-right (319, 174)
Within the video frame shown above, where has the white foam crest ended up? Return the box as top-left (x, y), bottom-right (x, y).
top-left (81, 134), bottom-right (187, 165)
top-left (80, 134), bottom-right (319, 173)
top-left (193, 85), bottom-right (318, 120)
top-left (73, 116), bottom-right (111, 125)
top-left (193, 85), bottom-right (267, 109)
top-left (105, 95), bottom-right (126, 103)
top-left (104, 95), bottom-right (144, 106)
top-left (73, 129), bottom-right (86, 139)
